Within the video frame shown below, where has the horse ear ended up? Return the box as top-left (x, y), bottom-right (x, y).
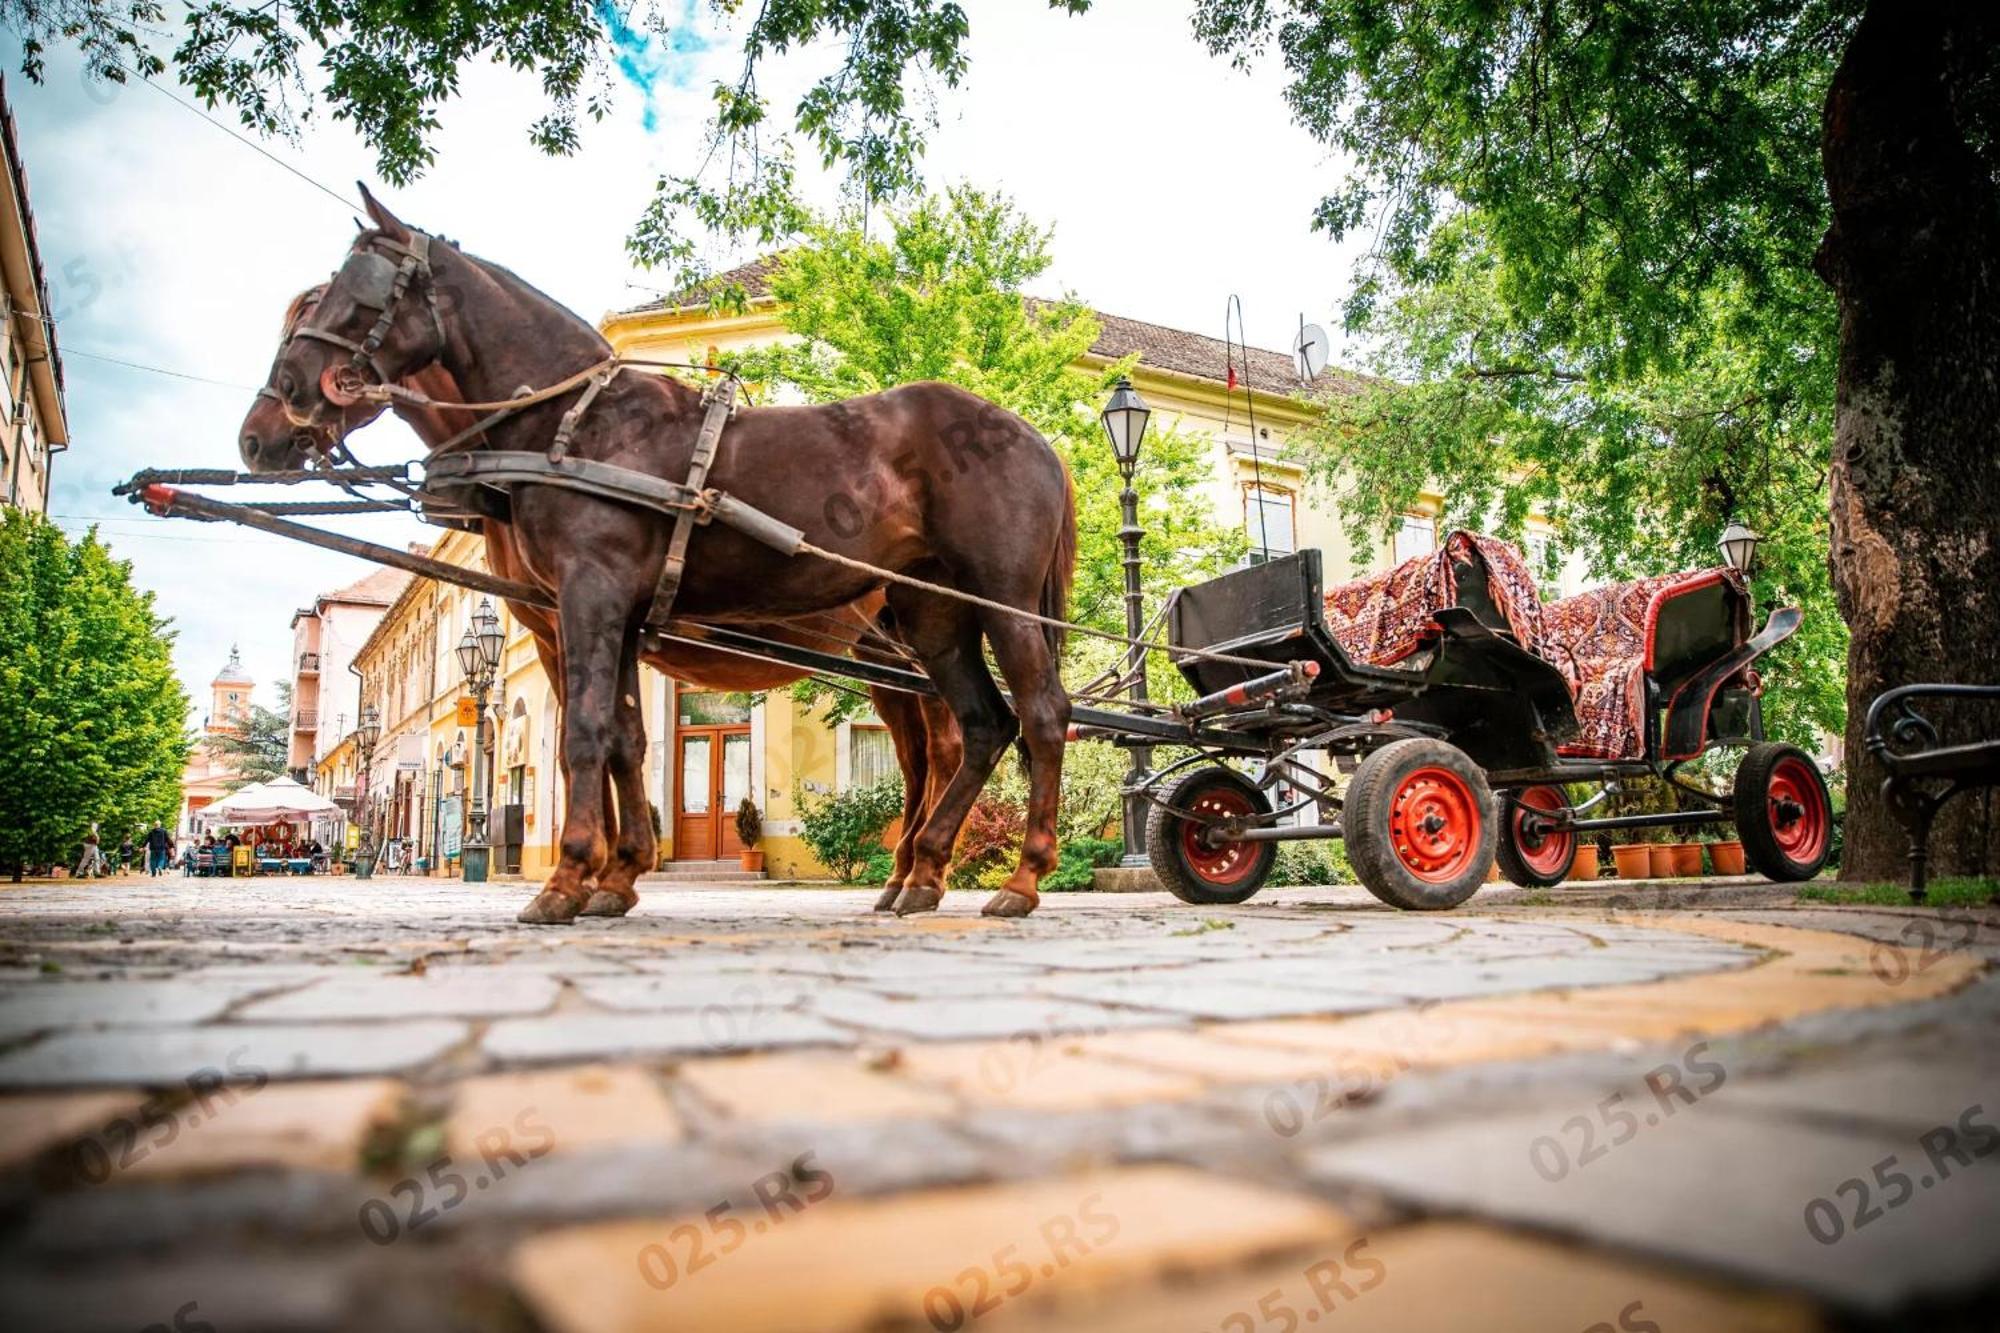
top-left (356, 182), bottom-right (412, 242)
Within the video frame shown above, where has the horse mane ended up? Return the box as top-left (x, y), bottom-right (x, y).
top-left (281, 284), bottom-right (328, 338)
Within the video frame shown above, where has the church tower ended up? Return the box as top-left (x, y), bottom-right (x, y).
top-left (209, 645), bottom-right (254, 736)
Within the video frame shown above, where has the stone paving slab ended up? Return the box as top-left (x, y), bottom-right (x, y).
top-left (0, 878), bottom-right (1994, 1330)
top-left (1303, 1095), bottom-right (2000, 1311)
top-left (0, 1021), bottom-right (469, 1088)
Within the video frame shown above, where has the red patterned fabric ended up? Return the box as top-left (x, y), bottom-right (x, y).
top-left (1543, 568), bottom-right (1745, 760)
top-left (1321, 531), bottom-right (1548, 669)
top-left (1322, 547), bottom-right (1454, 668)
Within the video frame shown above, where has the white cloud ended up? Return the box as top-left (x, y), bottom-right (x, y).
top-left (9, 0), bottom-right (1363, 718)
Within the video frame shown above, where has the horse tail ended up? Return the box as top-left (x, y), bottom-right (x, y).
top-left (1016, 451), bottom-right (1077, 781)
top-left (1040, 455), bottom-right (1078, 661)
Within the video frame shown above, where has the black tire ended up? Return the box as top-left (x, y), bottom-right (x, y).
top-left (1733, 742), bottom-right (1833, 881)
top-left (1145, 767), bottom-right (1278, 905)
top-left (1495, 784), bottom-right (1578, 888)
top-left (1345, 737), bottom-right (1497, 910)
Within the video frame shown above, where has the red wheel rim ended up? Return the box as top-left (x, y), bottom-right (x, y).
top-left (1178, 783), bottom-right (1260, 885)
top-left (1511, 785), bottom-right (1575, 876)
top-left (1768, 756), bottom-right (1829, 864)
top-left (1387, 766), bottom-right (1482, 883)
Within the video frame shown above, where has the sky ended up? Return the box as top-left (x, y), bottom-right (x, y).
top-left (8, 0), bottom-right (1369, 717)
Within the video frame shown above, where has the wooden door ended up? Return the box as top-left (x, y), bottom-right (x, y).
top-left (674, 726), bottom-right (751, 859)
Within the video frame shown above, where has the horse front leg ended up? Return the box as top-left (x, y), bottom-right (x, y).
top-left (868, 687), bottom-right (930, 912)
top-left (519, 592), bottom-right (633, 925)
top-left (580, 642), bottom-right (656, 917)
top-left (977, 613), bottom-right (1070, 918)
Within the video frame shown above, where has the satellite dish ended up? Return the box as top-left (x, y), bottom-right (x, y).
top-left (1293, 321), bottom-right (1330, 382)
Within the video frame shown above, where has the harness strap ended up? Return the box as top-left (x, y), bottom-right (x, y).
top-left (647, 378), bottom-right (737, 627)
top-left (547, 365), bottom-right (623, 464)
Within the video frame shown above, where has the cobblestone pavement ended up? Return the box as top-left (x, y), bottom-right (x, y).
top-left (0, 875), bottom-right (1996, 1332)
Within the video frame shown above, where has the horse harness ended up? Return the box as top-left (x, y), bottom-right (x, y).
top-left (273, 227), bottom-right (797, 627)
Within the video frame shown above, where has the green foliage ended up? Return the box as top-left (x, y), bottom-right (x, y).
top-left (793, 776), bottom-right (902, 882)
top-left (0, 512), bottom-right (190, 875)
top-left (748, 186), bottom-right (1242, 726)
top-left (1042, 836), bottom-right (1121, 891)
top-left (1186, 3), bottom-right (1857, 746)
top-left (1272, 839), bottom-right (1354, 887)
top-left (944, 793), bottom-right (1025, 891)
top-left (860, 846), bottom-right (897, 887)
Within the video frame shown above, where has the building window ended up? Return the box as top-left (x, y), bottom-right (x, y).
top-left (849, 724), bottom-right (896, 790)
top-left (1394, 513), bottom-right (1436, 565)
top-left (1525, 533), bottom-right (1561, 600)
top-left (1243, 486), bottom-right (1296, 563)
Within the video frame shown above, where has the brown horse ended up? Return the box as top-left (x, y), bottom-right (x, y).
top-left (239, 189), bottom-right (1074, 924)
top-left (244, 287), bottom-right (963, 913)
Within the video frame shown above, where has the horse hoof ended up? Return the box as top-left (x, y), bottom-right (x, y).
top-left (579, 890), bottom-right (635, 918)
top-left (517, 889), bottom-right (582, 925)
top-left (872, 882), bottom-right (906, 913)
top-left (892, 884), bottom-right (944, 916)
top-left (982, 889), bottom-right (1038, 918)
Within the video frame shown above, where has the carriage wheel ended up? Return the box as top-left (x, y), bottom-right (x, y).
top-left (1145, 767), bottom-right (1278, 906)
top-left (1733, 742), bottom-right (1832, 882)
top-left (1345, 738), bottom-right (1496, 910)
top-left (1495, 784), bottom-right (1578, 888)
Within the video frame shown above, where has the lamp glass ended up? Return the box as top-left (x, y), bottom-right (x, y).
top-left (474, 598), bottom-right (504, 670)
top-left (456, 627), bottom-right (480, 682)
top-left (1718, 519), bottom-right (1760, 572)
top-left (357, 705), bottom-right (380, 750)
top-left (1100, 377), bottom-right (1150, 468)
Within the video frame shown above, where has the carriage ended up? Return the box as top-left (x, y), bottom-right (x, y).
top-left (1118, 534), bottom-right (1831, 909)
top-left (121, 192), bottom-right (1828, 919)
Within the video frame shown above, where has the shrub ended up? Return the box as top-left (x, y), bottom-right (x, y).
top-left (1272, 839), bottom-right (1355, 886)
top-left (734, 797), bottom-right (762, 847)
top-left (946, 795), bottom-right (1027, 891)
top-left (861, 847), bottom-right (898, 886)
top-left (1042, 836), bottom-right (1123, 890)
top-left (795, 778), bottom-right (904, 882)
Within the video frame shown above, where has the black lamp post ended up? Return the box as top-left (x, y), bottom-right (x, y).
top-left (457, 597), bottom-right (504, 883)
top-left (1101, 376), bottom-right (1154, 867)
top-left (1718, 518), bottom-right (1761, 575)
top-left (354, 702), bottom-right (382, 879)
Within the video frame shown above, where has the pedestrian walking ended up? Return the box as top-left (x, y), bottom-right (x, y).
top-left (74, 824), bottom-right (108, 879)
top-left (116, 832), bottom-right (136, 875)
top-left (145, 823), bottom-right (171, 877)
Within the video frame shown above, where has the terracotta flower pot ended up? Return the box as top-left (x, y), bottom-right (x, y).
top-left (1648, 844), bottom-right (1677, 878)
top-left (1669, 843), bottom-right (1703, 877)
top-left (1570, 846), bottom-right (1600, 882)
top-left (738, 848), bottom-right (765, 872)
top-left (1709, 840), bottom-right (1746, 875)
top-left (1611, 844), bottom-right (1651, 878)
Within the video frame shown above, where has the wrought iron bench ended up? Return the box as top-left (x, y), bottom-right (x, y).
top-left (1864, 684), bottom-right (2000, 901)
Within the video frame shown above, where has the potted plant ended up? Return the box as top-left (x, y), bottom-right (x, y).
top-left (1667, 839), bottom-right (1703, 877)
top-left (1570, 841), bottom-right (1601, 881)
top-left (1647, 833), bottom-right (1677, 879)
top-left (1703, 824), bottom-right (1746, 875)
top-left (735, 797), bottom-right (765, 873)
top-left (1610, 840), bottom-right (1651, 878)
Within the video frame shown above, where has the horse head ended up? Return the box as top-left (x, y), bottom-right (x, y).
top-left (239, 185), bottom-right (450, 472)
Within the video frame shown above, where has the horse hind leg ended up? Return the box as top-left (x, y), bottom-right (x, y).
top-left (976, 610), bottom-right (1070, 918)
top-left (869, 687), bottom-right (929, 912)
top-left (888, 592), bottom-right (1017, 916)
top-left (581, 652), bottom-right (656, 918)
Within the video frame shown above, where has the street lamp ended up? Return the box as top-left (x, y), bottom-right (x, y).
top-left (458, 598), bottom-right (505, 883)
top-left (1101, 376), bottom-right (1154, 868)
top-left (354, 702), bottom-right (381, 879)
top-left (1718, 518), bottom-right (1761, 574)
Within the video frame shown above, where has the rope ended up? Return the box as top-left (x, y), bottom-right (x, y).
top-left (792, 539), bottom-right (1288, 672)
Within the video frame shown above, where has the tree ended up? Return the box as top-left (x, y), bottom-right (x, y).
top-left (5, 0), bottom-right (1085, 295)
top-left (204, 681), bottom-right (292, 790)
top-left (0, 511), bottom-right (190, 878)
top-left (735, 185), bottom-right (1244, 719)
top-left (1190, 0), bottom-right (1998, 879)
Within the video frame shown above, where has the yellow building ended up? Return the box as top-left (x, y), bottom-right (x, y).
top-left (323, 259), bottom-right (1579, 879)
top-left (0, 76), bottom-right (69, 514)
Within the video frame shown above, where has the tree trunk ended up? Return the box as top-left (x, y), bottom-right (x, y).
top-left (1817, 1), bottom-right (2000, 883)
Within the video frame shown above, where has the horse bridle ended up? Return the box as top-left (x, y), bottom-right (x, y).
top-left (264, 229), bottom-right (448, 441)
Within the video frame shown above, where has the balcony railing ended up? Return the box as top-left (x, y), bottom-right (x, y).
top-left (298, 652), bottom-right (321, 674)
top-left (292, 709), bottom-right (318, 731)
